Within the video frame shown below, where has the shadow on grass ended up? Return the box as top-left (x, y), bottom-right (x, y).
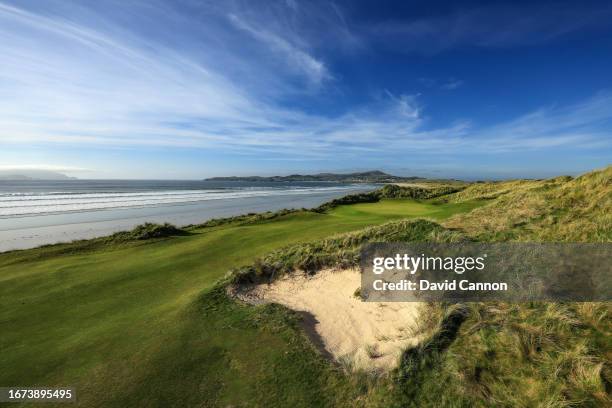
top-left (0, 222), bottom-right (194, 266)
top-left (397, 304), bottom-right (469, 383)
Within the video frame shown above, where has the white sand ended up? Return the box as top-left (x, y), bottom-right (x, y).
top-left (238, 268), bottom-right (424, 371)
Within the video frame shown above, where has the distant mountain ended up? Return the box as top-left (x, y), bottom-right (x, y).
top-left (0, 170), bottom-right (76, 180)
top-left (205, 170), bottom-right (424, 183)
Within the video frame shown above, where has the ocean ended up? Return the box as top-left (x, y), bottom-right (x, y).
top-left (0, 180), bottom-right (376, 252)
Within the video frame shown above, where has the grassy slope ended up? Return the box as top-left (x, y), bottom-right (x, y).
top-left (0, 199), bottom-right (481, 407)
top-left (445, 166), bottom-right (611, 241)
top-left (402, 167), bottom-right (612, 407)
top-left (225, 168), bottom-right (611, 407)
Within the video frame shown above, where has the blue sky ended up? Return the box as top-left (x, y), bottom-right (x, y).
top-left (0, 0), bottom-right (611, 179)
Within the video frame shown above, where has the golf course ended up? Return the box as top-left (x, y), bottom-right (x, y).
top-left (3, 1), bottom-right (612, 405)
top-left (1, 167), bottom-right (610, 407)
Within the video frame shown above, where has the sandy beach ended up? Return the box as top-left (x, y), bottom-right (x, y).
top-left (0, 186), bottom-right (373, 252)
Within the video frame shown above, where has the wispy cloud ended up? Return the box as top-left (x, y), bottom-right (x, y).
top-left (419, 77), bottom-right (464, 91)
top-left (0, 0), bottom-right (610, 165)
top-left (227, 13), bottom-right (329, 85)
top-left (471, 92), bottom-right (612, 152)
top-left (0, 164), bottom-right (89, 172)
top-left (440, 79), bottom-right (464, 90)
top-left (369, 2), bottom-right (612, 54)
top-left (0, 164), bottom-right (90, 172)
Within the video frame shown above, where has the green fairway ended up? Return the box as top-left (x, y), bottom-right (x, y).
top-left (0, 199), bottom-right (482, 407)
top-left (330, 198), bottom-right (483, 221)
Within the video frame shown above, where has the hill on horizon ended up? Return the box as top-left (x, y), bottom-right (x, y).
top-left (205, 170), bottom-right (425, 183)
top-left (0, 170), bottom-right (76, 180)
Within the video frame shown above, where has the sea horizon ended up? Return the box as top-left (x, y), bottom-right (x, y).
top-left (0, 180), bottom-right (376, 252)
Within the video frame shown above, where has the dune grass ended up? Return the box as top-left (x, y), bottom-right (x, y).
top-left (0, 198), bottom-right (480, 407)
top-left (445, 166), bottom-right (612, 241)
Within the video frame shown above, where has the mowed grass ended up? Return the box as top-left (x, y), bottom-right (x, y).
top-left (331, 198), bottom-right (483, 221)
top-left (0, 199), bottom-right (482, 407)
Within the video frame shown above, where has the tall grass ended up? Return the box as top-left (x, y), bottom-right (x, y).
top-left (313, 184), bottom-right (464, 212)
top-left (228, 166), bottom-right (611, 407)
top-left (230, 219), bottom-right (463, 284)
top-left (445, 166), bottom-right (611, 242)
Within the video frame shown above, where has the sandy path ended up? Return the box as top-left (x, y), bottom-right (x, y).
top-left (239, 268), bottom-right (424, 371)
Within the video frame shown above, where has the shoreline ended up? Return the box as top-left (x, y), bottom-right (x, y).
top-left (0, 187), bottom-right (374, 252)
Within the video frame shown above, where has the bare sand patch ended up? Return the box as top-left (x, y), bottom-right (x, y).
top-left (237, 268), bottom-right (424, 371)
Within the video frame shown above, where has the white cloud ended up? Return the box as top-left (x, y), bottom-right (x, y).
top-left (227, 13), bottom-right (330, 85)
top-left (0, 0), bottom-right (610, 163)
top-left (0, 164), bottom-right (90, 172)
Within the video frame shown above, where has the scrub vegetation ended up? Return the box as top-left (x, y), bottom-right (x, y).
top-left (0, 166), bottom-right (610, 407)
top-left (313, 183), bottom-right (463, 212)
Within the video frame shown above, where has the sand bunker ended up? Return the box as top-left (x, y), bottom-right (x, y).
top-left (238, 268), bottom-right (424, 371)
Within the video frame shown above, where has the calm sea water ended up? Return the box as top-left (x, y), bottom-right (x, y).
top-left (0, 180), bottom-right (376, 251)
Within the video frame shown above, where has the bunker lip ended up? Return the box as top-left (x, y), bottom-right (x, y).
top-left (232, 268), bottom-right (426, 372)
